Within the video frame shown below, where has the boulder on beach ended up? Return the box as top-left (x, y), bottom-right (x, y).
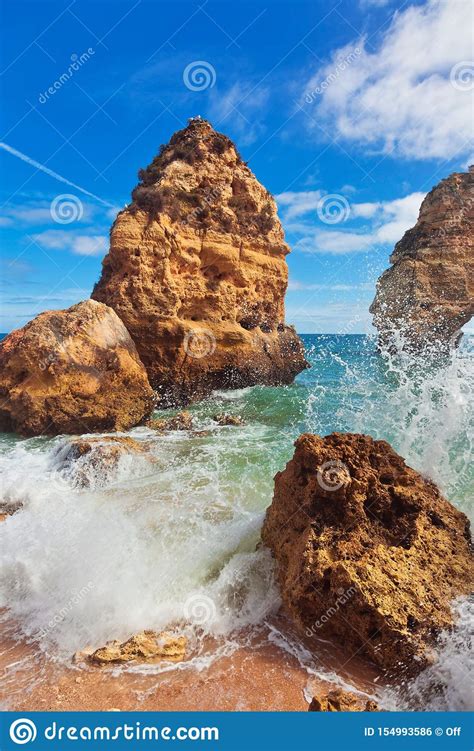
top-left (92, 117), bottom-right (308, 406)
top-left (0, 300), bottom-right (154, 436)
top-left (370, 167), bottom-right (474, 352)
top-left (262, 432), bottom-right (472, 674)
top-left (52, 436), bottom-right (151, 488)
top-left (85, 630), bottom-right (186, 665)
top-left (308, 689), bottom-right (379, 712)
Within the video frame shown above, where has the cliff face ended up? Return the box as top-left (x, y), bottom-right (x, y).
top-left (0, 300), bottom-right (154, 436)
top-left (92, 118), bottom-right (307, 405)
top-left (262, 433), bottom-right (472, 674)
top-left (370, 168), bottom-right (474, 351)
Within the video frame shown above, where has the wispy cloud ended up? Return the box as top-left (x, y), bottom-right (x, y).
top-left (277, 190), bottom-right (425, 254)
top-left (32, 230), bottom-right (108, 256)
top-left (303, 0), bottom-right (473, 160)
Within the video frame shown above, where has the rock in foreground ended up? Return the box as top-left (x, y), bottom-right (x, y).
top-left (308, 689), bottom-right (378, 712)
top-left (262, 433), bottom-right (472, 673)
top-left (78, 631), bottom-right (186, 665)
top-left (52, 436), bottom-right (151, 488)
top-left (370, 167), bottom-right (474, 351)
top-left (92, 118), bottom-right (307, 405)
top-left (0, 300), bottom-right (154, 436)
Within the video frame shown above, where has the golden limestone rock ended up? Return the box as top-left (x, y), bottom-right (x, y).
top-left (0, 300), bottom-right (154, 436)
top-left (87, 631), bottom-right (186, 665)
top-left (308, 689), bottom-right (379, 712)
top-left (370, 168), bottom-right (474, 352)
top-left (92, 118), bottom-right (307, 405)
top-left (262, 433), bottom-right (472, 674)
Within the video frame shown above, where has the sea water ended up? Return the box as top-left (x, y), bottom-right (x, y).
top-left (0, 334), bottom-right (472, 709)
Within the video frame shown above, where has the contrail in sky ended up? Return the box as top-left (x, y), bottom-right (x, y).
top-left (0, 142), bottom-right (114, 207)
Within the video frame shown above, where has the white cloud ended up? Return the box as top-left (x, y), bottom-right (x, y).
top-left (32, 230), bottom-right (108, 256)
top-left (207, 82), bottom-right (269, 145)
top-left (277, 190), bottom-right (323, 219)
top-left (304, 0), bottom-right (474, 160)
top-left (277, 190), bottom-right (425, 254)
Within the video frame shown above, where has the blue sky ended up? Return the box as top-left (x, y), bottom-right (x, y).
top-left (1, 0), bottom-right (473, 333)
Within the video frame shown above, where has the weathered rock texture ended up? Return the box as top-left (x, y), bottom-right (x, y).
top-left (52, 436), bottom-right (151, 488)
top-left (370, 167), bottom-right (474, 351)
top-left (92, 117), bottom-right (307, 405)
top-left (0, 300), bottom-right (154, 436)
top-left (308, 689), bottom-right (378, 712)
top-left (262, 433), bottom-right (472, 674)
top-left (78, 631), bottom-right (186, 665)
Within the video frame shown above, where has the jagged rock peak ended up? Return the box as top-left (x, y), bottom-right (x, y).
top-left (370, 168), bottom-right (474, 352)
top-left (92, 120), bottom-right (307, 405)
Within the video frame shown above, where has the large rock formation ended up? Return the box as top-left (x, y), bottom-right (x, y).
top-left (370, 167), bottom-right (474, 351)
top-left (92, 117), bottom-right (307, 405)
top-left (262, 433), bottom-right (472, 674)
top-left (0, 300), bottom-right (154, 436)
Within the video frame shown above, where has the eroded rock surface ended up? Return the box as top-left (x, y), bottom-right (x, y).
top-left (262, 433), bottom-right (472, 673)
top-left (52, 436), bottom-right (151, 488)
top-left (0, 300), bottom-right (154, 436)
top-left (92, 117), bottom-right (307, 405)
top-left (370, 168), bottom-right (474, 351)
top-left (78, 631), bottom-right (186, 665)
top-left (308, 689), bottom-right (378, 712)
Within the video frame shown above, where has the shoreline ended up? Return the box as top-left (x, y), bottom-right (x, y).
top-left (0, 615), bottom-right (382, 712)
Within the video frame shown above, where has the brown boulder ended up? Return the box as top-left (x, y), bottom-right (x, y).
top-left (0, 300), bottom-right (154, 436)
top-left (212, 413), bottom-right (245, 426)
top-left (370, 167), bottom-right (474, 351)
top-left (54, 436), bottom-right (150, 488)
top-left (308, 689), bottom-right (379, 712)
top-left (92, 117), bottom-right (307, 405)
top-left (87, 630), bottom-right (186, 665)
top-left (146, 410), bottom-right (193, 431)
top-left (262, 433), bottom-right (472, 673)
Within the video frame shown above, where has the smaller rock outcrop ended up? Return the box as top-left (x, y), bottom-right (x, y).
top-left (52, 436), bottom-right (150, 488)
top-left (308, 689), bottom-right (378, 712)
top-left (83, 631), bottom-right (186, 665)
top-left (146, 411), bottom-right (193, 431)
top-left (262, 433), bottom-right (472, 674)
top-left (212, 413), bottom-right (245, 426)
top-left (370, 168), bottom-right (474, 351)
top-left (0, 300), bottom-right (154, 436)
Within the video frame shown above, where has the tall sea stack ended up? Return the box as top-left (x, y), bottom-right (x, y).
top-left (370, 167), bottom-right (474, 352)
top-left (92, 118), bottom-right (307, 405)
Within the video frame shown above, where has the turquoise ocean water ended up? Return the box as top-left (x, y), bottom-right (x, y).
top-left (0, 333), bottom-right (472, 709)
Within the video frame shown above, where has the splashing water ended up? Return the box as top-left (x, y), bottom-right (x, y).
top-left (0, 334), bottom-right (472, 706)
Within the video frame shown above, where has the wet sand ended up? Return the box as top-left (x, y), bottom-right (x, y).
top-left (0, 616), bottom-right (383, 711)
